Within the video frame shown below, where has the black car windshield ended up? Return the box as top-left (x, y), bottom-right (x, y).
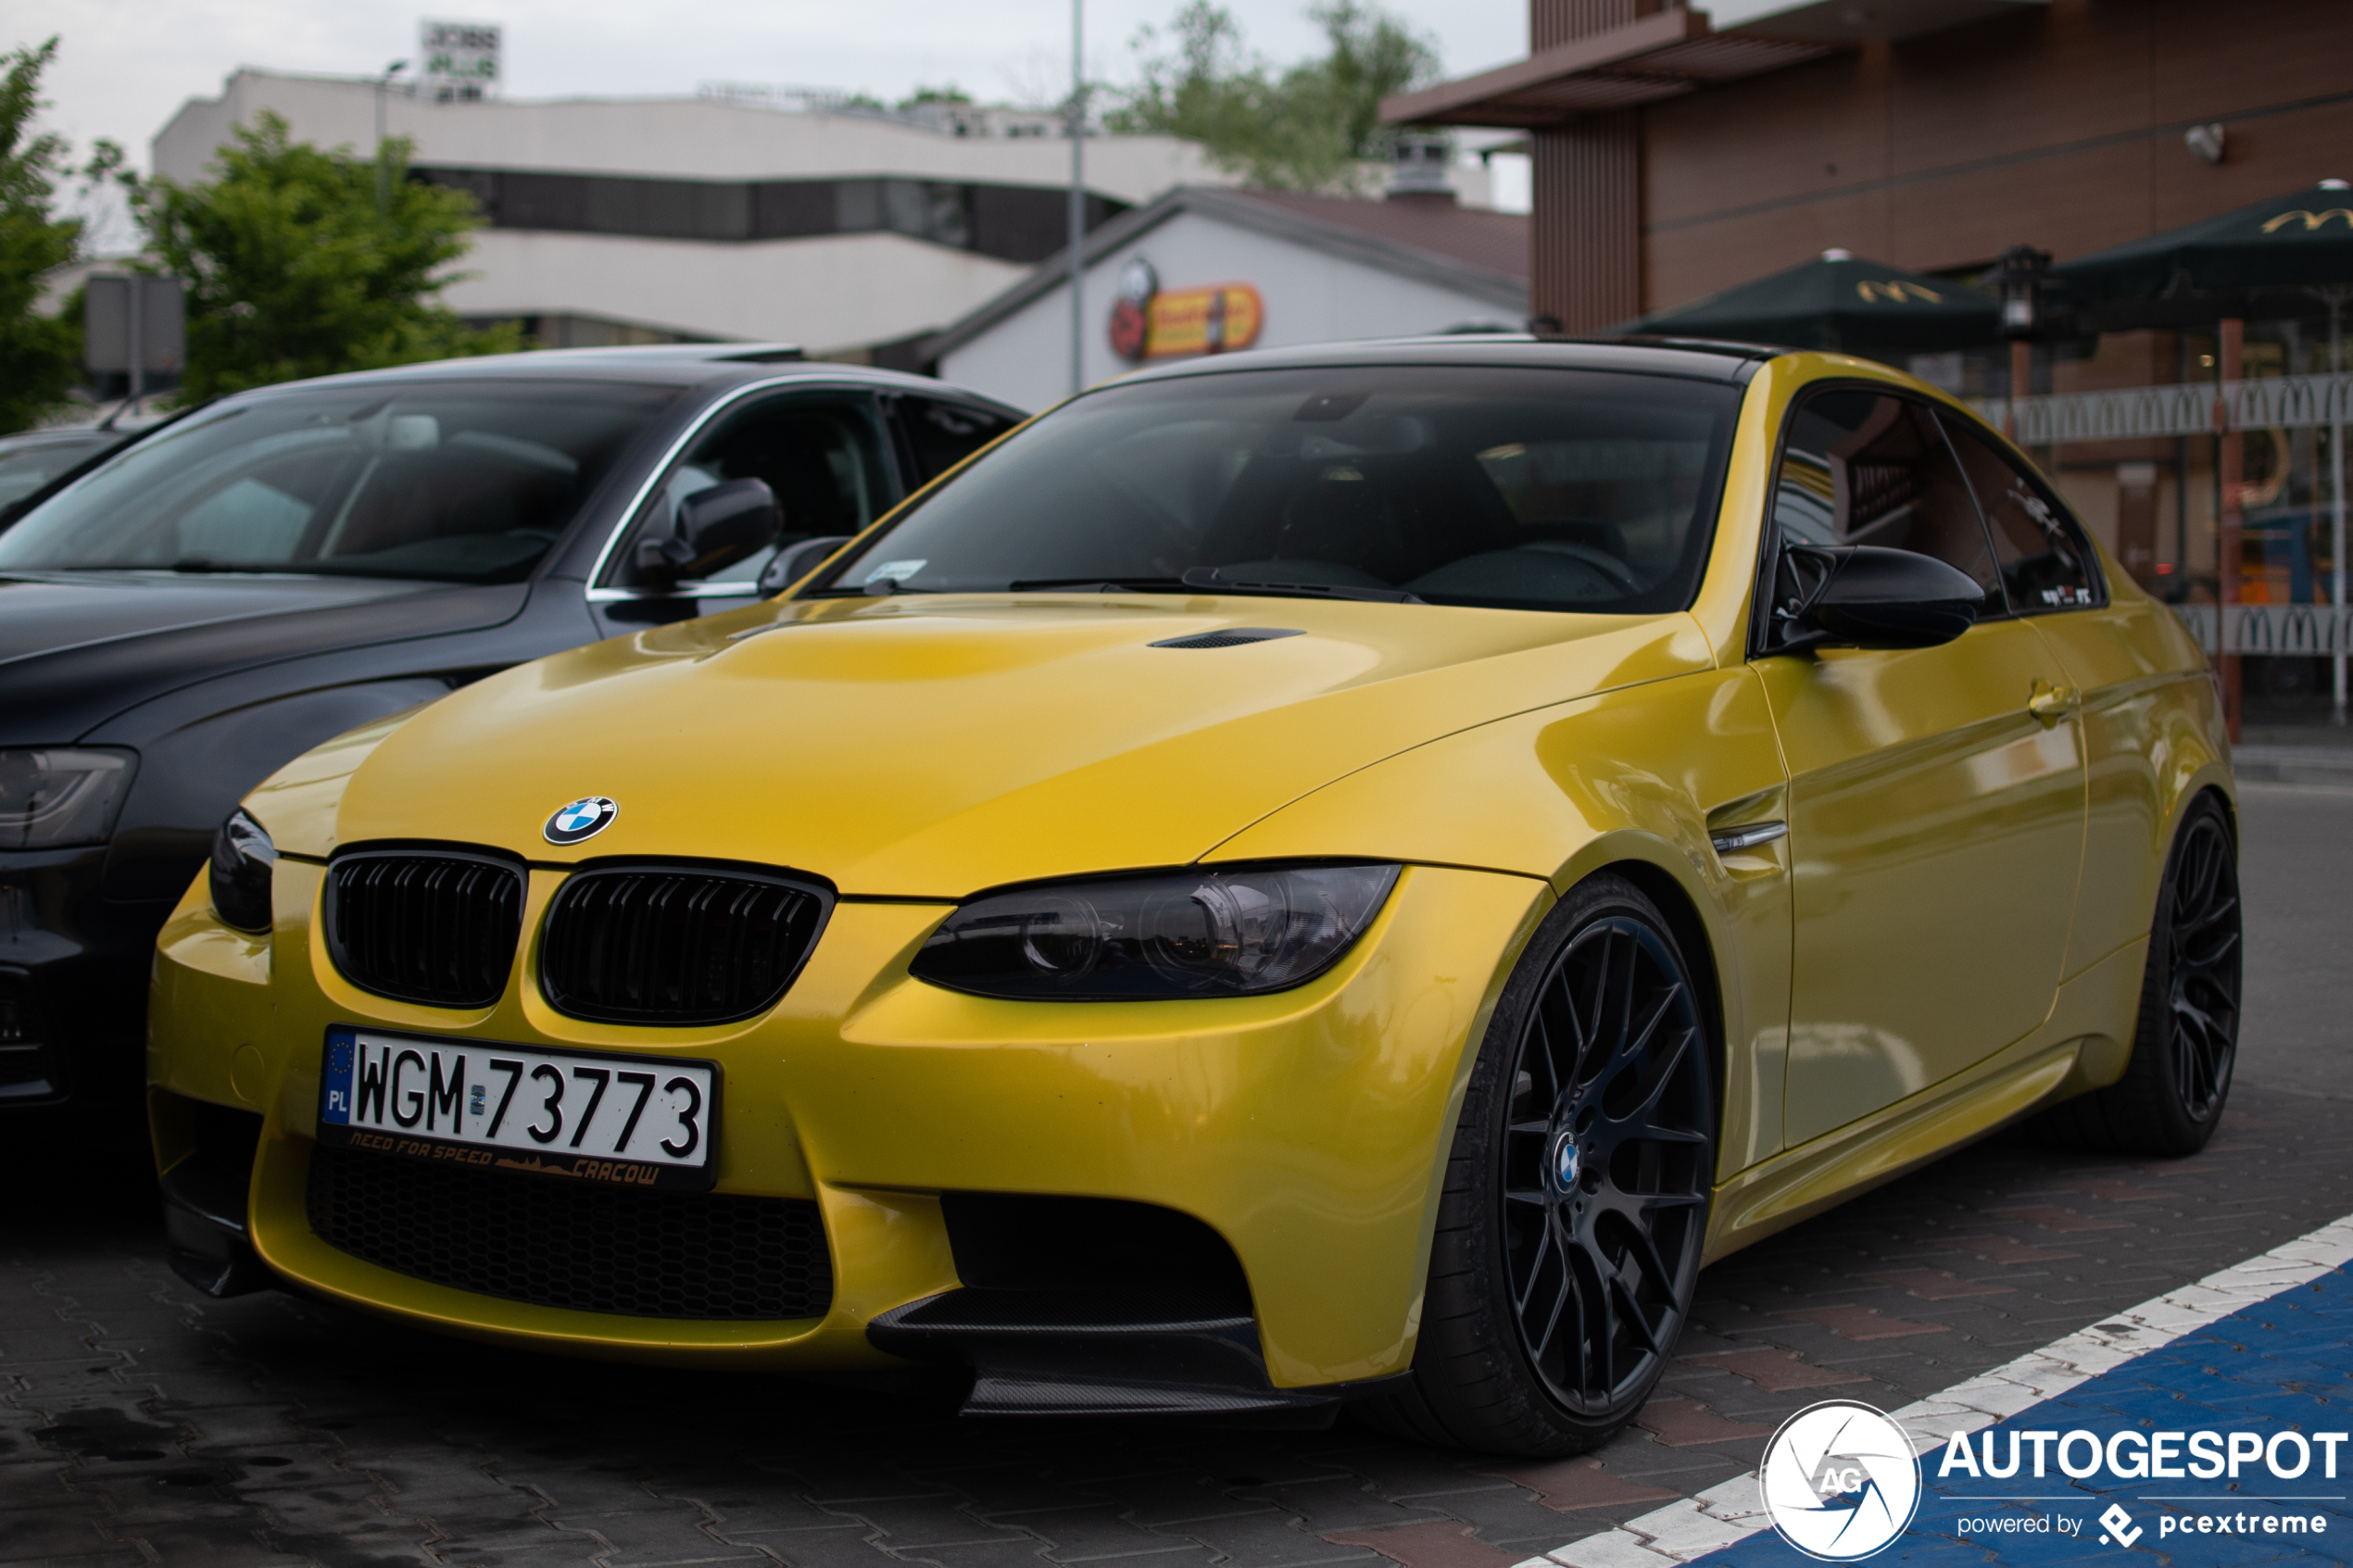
top-left (817, 365), bottom-right (1742, 614)
top-left (0, 381), bottom-right (678, 583)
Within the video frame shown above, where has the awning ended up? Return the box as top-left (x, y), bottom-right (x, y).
top-left (1380, 0), bottom-right (2049, 130)
top-left (1379, 10), bottom-right (1831, 128)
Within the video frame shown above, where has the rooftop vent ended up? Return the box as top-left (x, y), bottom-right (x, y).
top-left (1387, 133), bottom-right (1456, 203)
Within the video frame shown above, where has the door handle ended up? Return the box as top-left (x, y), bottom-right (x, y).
top-left (2028, 681), bottom-right (2080, 721)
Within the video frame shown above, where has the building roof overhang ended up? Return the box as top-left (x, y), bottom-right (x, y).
top-left (1381, 0), bottom-right (2047, 129)
top-left (1379, 8), bottom-right (1834, 128)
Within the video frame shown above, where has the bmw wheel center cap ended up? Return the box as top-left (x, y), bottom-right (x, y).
top-left (545, 796), bottom-right (618, 846)
top-left (1554, 1135), bottom-right (1580, 1192)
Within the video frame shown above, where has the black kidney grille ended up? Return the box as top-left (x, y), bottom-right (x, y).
top-left (541, 866), bottom-right (829, 1024)
top-left (326, 852), bottom-right (524, 1009)
top-left (307, 1141), bottom-right (833, 1321)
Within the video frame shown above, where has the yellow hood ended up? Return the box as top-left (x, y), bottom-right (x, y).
top-left (323, 594), bottom-right (1714, 896)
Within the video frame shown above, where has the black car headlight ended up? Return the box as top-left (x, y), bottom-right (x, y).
top-left (912, 862), bottom-right (1401, 1000)
top-left (208, 809), bottom-right (277, 934)
top-left (0, 747), bottom-right (136, 850)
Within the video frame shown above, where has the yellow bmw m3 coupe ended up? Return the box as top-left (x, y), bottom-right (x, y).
top-left (146, 338), bottom-right (2235, 1456)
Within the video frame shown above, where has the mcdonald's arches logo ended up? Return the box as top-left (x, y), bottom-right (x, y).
top-left (1855, 279), bottom-right (1944, 305)
top-left (2260, 208), bottom-right (2353, 232)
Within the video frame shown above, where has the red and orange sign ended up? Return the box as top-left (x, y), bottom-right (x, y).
top-left (1109, 272), bottom-right (1264, 361)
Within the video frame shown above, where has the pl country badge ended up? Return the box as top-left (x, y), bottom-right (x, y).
top-left (1759, 1399), bottom-right (1922, 1561)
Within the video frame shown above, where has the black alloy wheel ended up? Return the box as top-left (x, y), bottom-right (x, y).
top-left (2028, 794), bottom-right (2242, 1157)
top-left (2159, 807), bottom-right (2241, 1123)
top-left (1362, 873), bottom-right (1717, 1456)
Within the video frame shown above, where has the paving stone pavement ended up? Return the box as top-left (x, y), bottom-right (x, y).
top-left (6, 1085), bottom-right (2350, 1568)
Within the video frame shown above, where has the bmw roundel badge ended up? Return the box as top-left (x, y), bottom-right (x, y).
top-left (545, 796), bottom-right (618, 846)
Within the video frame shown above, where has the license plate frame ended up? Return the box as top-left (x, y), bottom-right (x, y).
top-left (316, 1026), bottom-right (721, 1191)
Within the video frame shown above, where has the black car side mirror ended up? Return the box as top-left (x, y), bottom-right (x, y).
top-left (635, 477), bottom-right (782, 586)
top-left (1779, 545), bottom-right (1984, 650)
top-left (758, 534), bottom-right (853, 595)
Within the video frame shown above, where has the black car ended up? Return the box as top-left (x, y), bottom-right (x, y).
top-left (0, 345), bottom-right (1024, 1110)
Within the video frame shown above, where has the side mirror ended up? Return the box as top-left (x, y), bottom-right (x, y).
top-left (1780, 545), bottom-right (1983, 650)
top-left (758, 534), bottom-right (853, 596)
top-left (635, 477), bottom-right (781, 586)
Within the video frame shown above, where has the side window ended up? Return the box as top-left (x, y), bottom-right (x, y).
top-left (1765, 389), bottom-right (2001, 643)
top-left (1940, 412), bottom-right (2102, 612)
top-left (611, 394), bottom-right (892, 588)
top-left (899, 397), bottom-right (1019, 484)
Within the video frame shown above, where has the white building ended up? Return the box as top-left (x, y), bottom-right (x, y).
top-left (151, 70), bottom-right (1245, 362)
top-left (932, 182), bottom-right (1530, 413)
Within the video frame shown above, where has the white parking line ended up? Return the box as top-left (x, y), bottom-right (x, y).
top-left (1525, 1211), bottom-right (2353, 1567)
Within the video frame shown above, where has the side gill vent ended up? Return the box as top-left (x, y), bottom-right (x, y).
top-left (1148, 628), bottom-right (1304, 650)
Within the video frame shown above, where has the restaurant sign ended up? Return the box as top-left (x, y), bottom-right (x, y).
top-left (1109, 257), bottom-right (1264, 361)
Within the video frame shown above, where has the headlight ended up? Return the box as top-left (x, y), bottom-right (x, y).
top-left (0, 747), bottom-right (136, 850)
top-left (912, 863), bottom-right (1400, 1000)
top-left (208, 809), bottom-right (277, 934)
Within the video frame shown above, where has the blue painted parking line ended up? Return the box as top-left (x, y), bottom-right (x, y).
top-left (1529, 1216), bottom-right (2353, 1566)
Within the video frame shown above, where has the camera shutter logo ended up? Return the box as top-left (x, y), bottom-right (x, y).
top-left (1760, 1399), bottom-right (1922, 1561)
top-left (544, 797), bottom-right (618, 846)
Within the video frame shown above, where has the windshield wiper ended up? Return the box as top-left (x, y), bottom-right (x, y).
top-left (1005, 576), bottom-right (1189, 593)
top-left (168, 558), bottom-right (286, 574)
top-left (1178, 568), bottom-right (1423, 604)
top-left (799, 580), bottom-right (949, 598)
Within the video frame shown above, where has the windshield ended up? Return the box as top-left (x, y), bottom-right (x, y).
top-left (0, 381), bottom-right (678, 583)
top-left (818, 365), bottom-right (1742, 614)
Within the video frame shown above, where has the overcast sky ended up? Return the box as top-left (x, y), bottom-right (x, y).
top-left (14, 0), bottom-right (1528, 179)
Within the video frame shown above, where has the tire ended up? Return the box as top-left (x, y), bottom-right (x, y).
top-left (2027, 794), bottom-right (2242, 1157)
top-left (1360, 873), bottom-right (1716, 1456)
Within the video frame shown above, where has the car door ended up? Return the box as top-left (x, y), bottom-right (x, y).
top-left (1755, 386), bottom-right (2087, 1148)
top-left (590, 388), bottom-right (900, 632)
top-left (1938, 409), bottom-right (2161, 976)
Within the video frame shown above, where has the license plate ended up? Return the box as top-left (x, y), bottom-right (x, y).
top-left (317, 1027), bottom-right (719, 1190)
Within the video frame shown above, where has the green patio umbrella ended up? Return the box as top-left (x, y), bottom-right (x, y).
top-left (1621, 249), bottom-right (2002, 354)
top-left (2051, 180), bottom-right (2353, 331)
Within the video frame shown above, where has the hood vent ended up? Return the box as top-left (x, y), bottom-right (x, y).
top-left (1149, 627), bottom-right (1304, 650)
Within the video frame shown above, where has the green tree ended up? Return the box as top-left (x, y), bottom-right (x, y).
top-left (898, 85), bottom-right (975, 110)
top-left (125, 112), bottom-right (520, 401)
top-left (0, 39), bottom-right (84, 433)
top-left (1107, 1), bottom-right (1439, 192)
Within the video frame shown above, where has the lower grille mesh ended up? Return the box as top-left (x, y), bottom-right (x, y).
top-left (307, 1142), bottom-right (833, 1321)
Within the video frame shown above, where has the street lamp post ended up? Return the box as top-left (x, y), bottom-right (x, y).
top-left (1067, 0), bottom-right (1086, 397)
top-left (376, 59), bottom-right (409, 212)
top-left (1993, 245), bottom-right (2051, 440)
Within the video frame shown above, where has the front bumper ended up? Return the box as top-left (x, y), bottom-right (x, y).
top-left (147, 857), bottom-right (1549, 1393)
top-left (2, 845), bottom-right (175, 1108)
